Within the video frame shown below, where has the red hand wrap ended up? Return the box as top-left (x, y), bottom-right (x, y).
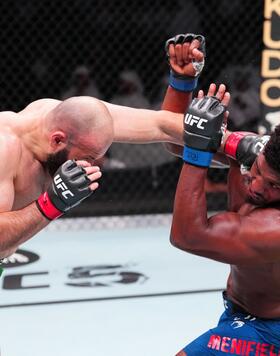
top-left (36, 192), bottom-right (63, 220)
top-left (224, 132), bottom-right (252, 159)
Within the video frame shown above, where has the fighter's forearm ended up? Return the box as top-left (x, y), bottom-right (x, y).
top-left (161, 86), bottom-right (192, 155)
top-left (161, 86), bottom-right (192, 112)
top-left (159, 87), bottom-right (231, 165)
top-left (0, 203), bottom-right (49, 258)
top-left (170, 164), bottom-right (209, 251)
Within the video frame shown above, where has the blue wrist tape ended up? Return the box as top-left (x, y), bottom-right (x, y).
top-left (169, 72), bottom-right (198, 92)
top-left (183, 146), bottom-right (213, 167)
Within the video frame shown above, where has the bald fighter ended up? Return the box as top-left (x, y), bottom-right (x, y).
top-left (0, 34), bottom-right (205, 259)
top-left (170, 89), bottom-right (280, 354)
top-left (0, 97), bottom-right (113, 259)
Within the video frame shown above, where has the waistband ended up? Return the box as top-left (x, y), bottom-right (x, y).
top-left (223, 291), bottom-right (280, 321)
top-left (223, 291), bottom-right (253, 316)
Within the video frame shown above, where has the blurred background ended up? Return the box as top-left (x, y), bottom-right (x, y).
top-left (0, 0), bottom-right (268, 218)
top-left (0, 1), bottom-right (279, 355)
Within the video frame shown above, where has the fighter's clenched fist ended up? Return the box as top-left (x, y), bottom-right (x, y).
top-left (165, 33), bottom-right (206, 91)
top-left (37, 160), bottom-right (101, 220)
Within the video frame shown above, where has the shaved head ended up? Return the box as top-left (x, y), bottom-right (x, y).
top-left (45, 96), bottom-right (114, 158)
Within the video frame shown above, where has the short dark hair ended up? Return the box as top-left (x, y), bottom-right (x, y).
top-left (264, 124), bottom-right (280, 174)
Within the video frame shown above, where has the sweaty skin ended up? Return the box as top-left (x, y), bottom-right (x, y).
top-left (160, 42), bottom-right (280, 319)
top-left (1, 98), bottom-right (109, 211)
top-left (171, 136), bottom-right (280, 319)
top-left (0, 96), bottom-right (184, 258)
top-left (226, 155), bottom-right (280, 318)
top-left (0, 35), bottom-right (202, 258)
top-left (0, 100), bottom-right (59, 211)
top-left (0, 99), bottom-right (92, 256)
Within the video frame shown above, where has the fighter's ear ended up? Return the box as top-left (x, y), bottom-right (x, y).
top-left (50, 131), bottom-right (68, 150)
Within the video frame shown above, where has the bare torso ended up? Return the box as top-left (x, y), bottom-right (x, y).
top-left (0, 99), bottom-right (60, 211)
top-left (226, 162), bottom-right (280, 318)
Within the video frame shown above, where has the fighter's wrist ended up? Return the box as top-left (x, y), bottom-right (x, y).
top-left (36, 192), bottom-right (63, 221)
top-left (183, 146), bottom-right (213, 168)
top-left (169, 71), bottom-right (198, 92)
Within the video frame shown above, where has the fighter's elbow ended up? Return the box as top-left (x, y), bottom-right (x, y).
top-left (0, 235), bottom-right (18, 259)
top-left (0, 247), bottom-right (17, 260)
top-left (170, 233), bottom-right (184, 250)
top-left (0, 249), bottom-right (13, 260)
top-left (169, 227), bottom-right (195, 252)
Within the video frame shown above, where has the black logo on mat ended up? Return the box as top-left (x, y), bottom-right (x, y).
top-left (2, 249), bottom-right (39, 268)
top-left (66, 264), bottom-right (148, 287)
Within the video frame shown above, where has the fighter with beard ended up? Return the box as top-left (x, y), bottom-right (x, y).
top-left (0, 33), bottom-right (207, 259)
top-left (0, 97), bottom-right (112, 258)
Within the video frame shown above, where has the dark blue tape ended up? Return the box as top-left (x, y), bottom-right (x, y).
top-left (169, 73), bottom-right (198, 92)
top-left (183, 146), bottom-right (213, 167)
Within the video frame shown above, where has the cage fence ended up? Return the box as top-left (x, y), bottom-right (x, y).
top-left (0, 0), bottom-right (264, 217)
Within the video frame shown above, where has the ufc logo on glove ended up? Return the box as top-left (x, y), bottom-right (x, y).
top-left (254, 136), bottom-right (270, 153)
top-left (54, 174), bottom-right (74, 199)
top-left (184, 113), bottom-right (208, 130)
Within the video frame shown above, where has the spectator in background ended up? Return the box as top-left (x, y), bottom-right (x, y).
top-left (94, 149), bottom-right (126, 171)
top-left (152, 74), bottom-right (169, 110)
top-left (110, 70), bottom-right (150, 109)
top-left (61, 65), bottom-right (102, 100)
top-left (109, 69), bottom-right (176, 171)
top-left (218, 65), bottom-right (261, 132)
top-left (258, 111), bottom-right (280, 135)
top-left (29, 58), bottom-right (51, 100)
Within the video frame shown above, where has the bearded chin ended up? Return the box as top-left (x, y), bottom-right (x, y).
top-left (245, 195), bottom-right (266, 207)
top-left (42, 148), bottom-right (70, 177)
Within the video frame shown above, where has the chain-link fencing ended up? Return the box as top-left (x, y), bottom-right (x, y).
top-left (0, 0), bottom-right (264, 216)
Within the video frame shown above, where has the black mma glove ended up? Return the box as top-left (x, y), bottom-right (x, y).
top-left (36, 160), bottom-right (93, 220)
top-left (165, 33), bottom-right (206, 92)
top-left (183, 96), bottom-right (226, 167)
top-left (224, 132), bottom-right (271, 171)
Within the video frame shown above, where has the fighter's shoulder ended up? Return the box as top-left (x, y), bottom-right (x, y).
top-left (19, 98), bottom-right (61, 113)
top-left (0, 132), bottom-right (22, 170)
top-left (246, 206), bottom-right (280, 224)
top-left (240, 208), bottom-right (280, 248)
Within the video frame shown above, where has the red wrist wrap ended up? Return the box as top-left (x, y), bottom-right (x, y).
top-left (224, 132), bottom-right (250, 159)
top-left (36, 192), bottom-right (63, 220)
